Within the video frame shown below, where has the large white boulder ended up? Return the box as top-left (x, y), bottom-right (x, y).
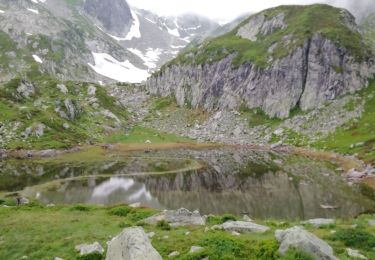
top-left (275, 226), bottom-right (338, 260)
top-left (106, 227), bottom-right (162, 260)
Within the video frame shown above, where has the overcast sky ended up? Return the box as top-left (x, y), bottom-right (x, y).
top-left (127, 0), bottom-right (375, 22)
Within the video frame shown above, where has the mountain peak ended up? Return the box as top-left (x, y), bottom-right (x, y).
top-left (84, 0), bottom-right (133, 36)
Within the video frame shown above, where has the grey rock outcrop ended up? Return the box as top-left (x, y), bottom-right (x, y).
top-left (145, 208), bottom-right (205, 227)
top-left (105, 227), bottom-right (162, 260)
top-left (147, 11), bottom-right (374, 118)
top-left (275, 226), bottom-right (338, 259)
top-left (84, 0), bottom-right (133, 36)
top-left (17, 81), bottom-right (35, 99)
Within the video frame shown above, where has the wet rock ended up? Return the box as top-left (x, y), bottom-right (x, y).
top-left (189, 246), bottom-right (204, 254)
top-left (106, 227), bottom-right (162, 260)
top-left (145, 208), bottom-right (205, 227)
top-left (275, 226), bottom-right (338, 260)
top-left (75, 242), bottom-right (104, 256)
top-left (346, 248), bottom-right (367, 259)
top-left (302, 218), bottom-right (335, 228)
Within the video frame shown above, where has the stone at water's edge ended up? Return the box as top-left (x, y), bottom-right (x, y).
top-left (106, 227), bottom-right (162, 260)
top-left (214, 221), bottom-right (270, 233)
top-left (275, 226), bottom-right (338, 260)
top-left (145, 208), bottom-right (205, 227)
top-left (302, 218), bottom-right (335, 228)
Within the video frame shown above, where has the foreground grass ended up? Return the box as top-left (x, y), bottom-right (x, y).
top-left (0, 203), bottom-right (374, 260)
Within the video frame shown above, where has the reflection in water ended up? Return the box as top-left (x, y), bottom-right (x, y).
top-left (1, 147), bottom-right (374, 219)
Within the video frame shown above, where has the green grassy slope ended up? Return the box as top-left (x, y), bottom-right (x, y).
top-left (160, 4), bottom-right (370, 71)
top-left (0, 77), bottom-right (129, 149)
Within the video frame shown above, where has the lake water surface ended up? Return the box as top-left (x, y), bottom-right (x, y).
top-left (1, 147), bottom-right (374, 219)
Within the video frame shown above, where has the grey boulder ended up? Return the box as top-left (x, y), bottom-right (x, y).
top-left (219, 221), bottom-right (270, 233)
top-left (275, 226), bottom-right (338, 260)
top-left (145, 208), bottom-right (205, 227)
top-left (302, 218), bottom-right (335, 228)
top-left (106, 227), bottom-right (162, 260)
top-left (75, 242), bottom-right (104, 256)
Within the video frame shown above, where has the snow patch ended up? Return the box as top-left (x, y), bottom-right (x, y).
top-left (128, 48), bottom-right (163, 69)
top-left (27, 8), bottom-right (39, 14)
top-left (88, 52), bottom-right (149, 83)
top-left (167, 27), bottom-right (180, 37)
top-left (32, 54), bottom-right (43, 63)
top-left (124, 10), bottom-right (141, 40)
top-left (171, 45), bottom-right (186, 49)
top-left (145, 18), bottom-right (156, 24)
top-left (31, 0), bottom-right (46, 3)
top-left (107, 10), bottom-right (141, 41)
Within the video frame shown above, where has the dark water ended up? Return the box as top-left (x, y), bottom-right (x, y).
top-left (1, 147), bottom-right (374, 219)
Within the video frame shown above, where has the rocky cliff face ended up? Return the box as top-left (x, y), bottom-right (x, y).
top-left (147, 5), bottom-right (375, 118)
top-left (84, 0), bottom-right (133, 37)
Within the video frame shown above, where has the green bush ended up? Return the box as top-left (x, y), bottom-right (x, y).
top-left (156, 220), bottom-right (171, 230)
top-left (283, 248), bottom-right (314, 260)
top-left (70, 205), bottom-right (91, 212)
top-left (77, 252), bottom-right (103, 260)
top-left (108, 206), bottom-right (132, 217)
top-left (331, 229), bottom-right (375, 250)
top-left (206, 214), bottom-right (237, 225)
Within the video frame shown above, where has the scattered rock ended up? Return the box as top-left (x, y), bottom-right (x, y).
top-left (368, 219), bottom-right (375, 227)
top-left (168, 251), bottom-right (180, 258)
top-left (17, 80), bottom-right (35, 99)
top-left (275, 226), bottom-right (338, 260)
top-left (212, 221), bottom-right (269, 233)
top-left (56, 84), bottom-right (68, 94)
top-left (147, 232), bottom-right (155, 238)
top-left (54, 257), bottom-right (64, 260)
top-left (320, 204), bottom-right (339, 210)
top-left (273, 128), bottom-right (284, 136)
top-left (346, 248), bottom-right (367, 259)
top-left (106, 227), bottom-right (162, 260)
top-left (145, 140), bottom-right (152, 144)
top-left (75, 242), bottom-right (104, 256)
top-left (302, 218), bottom-right (335, 228)
top-left (189, 246), bottom-right (204, 254)
top-left (145, 208), bottom-right (205, 227)
top-left (16, 197), bottom-right (29, 205)
top-left (87, 85), bottom-right (96, 96)
top-left (63, 123), bottom-right (70, 130)
top-left (231, 231), bottom-right (240, 236)
top-left (129, 202), bottom-right (141, 208)
top-left (243, 215), bottom-right (253, 222)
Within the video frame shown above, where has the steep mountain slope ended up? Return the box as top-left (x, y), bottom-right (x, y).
top-left (0, 0), bottom-right (220, 84)
top-left (361, 12), bottom-right (375, 50)
top-left (147, 4), bottom-right (375, 118)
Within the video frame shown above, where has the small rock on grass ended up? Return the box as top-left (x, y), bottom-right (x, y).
top-left (75, 242), bottom-right (104, 256)
top-left (346, 248), bottom-right (367, 259)
top-left (168, 251), bottom-right (180, 258)
top-left (189, 246), bottom-right (204, 254)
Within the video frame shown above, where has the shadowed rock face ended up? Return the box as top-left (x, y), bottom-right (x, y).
top-left (84, 0), bottom-right (133, 36)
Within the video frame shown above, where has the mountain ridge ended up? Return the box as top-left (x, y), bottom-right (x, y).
top-left (147, 4), bottom-right (375, 118)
